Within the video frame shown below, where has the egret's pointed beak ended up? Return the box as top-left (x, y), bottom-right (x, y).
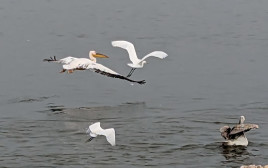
top-left (93, 53), bottom-right (109, 58)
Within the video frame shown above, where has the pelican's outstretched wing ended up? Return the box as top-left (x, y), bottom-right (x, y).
top-left (58, 56), bottom-right (78, 64)
top-left (43, 56), bottom-right (77, 64)
top-left (86, 63), bottom-right (120, 75)
top-left (86, 62), bottom-right (146, 84)
top-left (141, 51), bottom-right (168, 61)
top-left (112, 40), bottom-right (139, 64)
top-left (230, 124), bottom-right (259, 135)
top-left (220, 126), bottom-right (231, 140)
top-left (63, 61), bottom-right (146, 84)
top-left (44, 55), bottom-right (146, 84)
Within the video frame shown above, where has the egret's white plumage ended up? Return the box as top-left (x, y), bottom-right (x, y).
top-left (220, 116), bottom-right (259, 146)
top-left (86, 122), bottom-right (115, 146)
top-left (43, 51), bottom-right (146, 84)
top-left (111, 40), bottom-right (168, 77)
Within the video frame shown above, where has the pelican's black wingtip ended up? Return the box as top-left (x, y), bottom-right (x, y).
top-left (137, 80), bottom-right (146, 85)
top-left (43, 56), bottom-right (57, 62)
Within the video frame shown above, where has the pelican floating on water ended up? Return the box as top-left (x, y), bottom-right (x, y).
top-left (85, 122), bottom-right (115, 146)
top-left (43, 51), bottom-right (145, 84)
top-left (111, 40), bottom-right (168, 77)
top-left (220, 116), bottom-right (259, 146)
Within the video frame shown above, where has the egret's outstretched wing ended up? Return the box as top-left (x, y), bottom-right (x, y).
top-left (230, 124), bottom-right (259, 135)
top-left (141, 51), bottom-right (168, 61)
top-left (112, 41), bottom-right (139, 64)
top-left (43, 56), bottom-right (78, 65)
top-left (103, 128), bottom-right (115, 146)
top-left (88, 122), bottom-right (104, 136)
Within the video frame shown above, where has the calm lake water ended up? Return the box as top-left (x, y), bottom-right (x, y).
top-left (1, 0), bottom-right (268, 167)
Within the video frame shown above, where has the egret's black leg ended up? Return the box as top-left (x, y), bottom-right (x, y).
top-left (129, 68), bottom-right (136, 77)
top-left (126, 69), bottom-right (134, 77)
top-left (127, 68), bottom-right (136, 77)
top-left (85, 137), bottom-right (94, 143)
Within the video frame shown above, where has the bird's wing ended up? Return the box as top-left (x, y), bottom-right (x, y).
top-left (220, 126), bottom-right (231, 140)
top-left (43, 56), bottom-right (78, 64)
top-left (86, 127), bottom-right (98, 137)
top-left (62, 58), bottom-right (91, 70)
top-left (62, 60), bottom-right (146, 84)
top-left (85, 62), bottom-right (146, 85)
top-left (89, 122), bottom-right (104, 136)
top-left (111, 41), bottom-right (140, 64)
top-left (229, 124), bottom-right (259, 135)
top-left (141, 51), bottom-right (168, 61)
top-left (86, 62), bottom-right (120, 75)
top-left (58, 56), bottom-right (78, 64)
top-left (104, 128), bottom-right (116, 146)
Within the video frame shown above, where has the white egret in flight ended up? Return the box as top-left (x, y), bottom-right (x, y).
top-left (220, 116), bottom-right (259, 146)
top-left (43, 51), bottom-right (146, 84)
top-left (85, 122), bottom-right (115, 146)
top-left (111, 40), bottom-right (168, 77)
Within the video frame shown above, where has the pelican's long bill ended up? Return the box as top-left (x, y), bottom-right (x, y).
top-left (93, 53), bottom-right (109, 58)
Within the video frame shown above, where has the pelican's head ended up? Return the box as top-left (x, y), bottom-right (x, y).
top-left (239, 116), bottom-right (245, 124)
top-left (89, 50), bottom-right (109, 62)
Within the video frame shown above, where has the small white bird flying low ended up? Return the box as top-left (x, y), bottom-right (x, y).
top-left (43, 51), bottom-right (145, 84)
top-left (86, 122), bottom-right (115, 146)
top-left (220, 116), bottom-right (259, 146)
top-left (111, 40), bottom-right (168, 77)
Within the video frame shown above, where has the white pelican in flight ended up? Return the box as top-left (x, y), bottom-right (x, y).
top-left (220, 116), bottom-right (259, 146)
top-left (43, 51), bottom-right (146, 84)
top-left (85, 122), bottom-right (115, 146)
top-left (111, 40), bottom-right (168, 77)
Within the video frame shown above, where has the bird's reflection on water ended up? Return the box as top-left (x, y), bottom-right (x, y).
top-left (44, 102), bottom-right (147, 131)
top-left (220, 145), bottom-right (250, 160)
top-left (46, 102), bottom-right (146, 118)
